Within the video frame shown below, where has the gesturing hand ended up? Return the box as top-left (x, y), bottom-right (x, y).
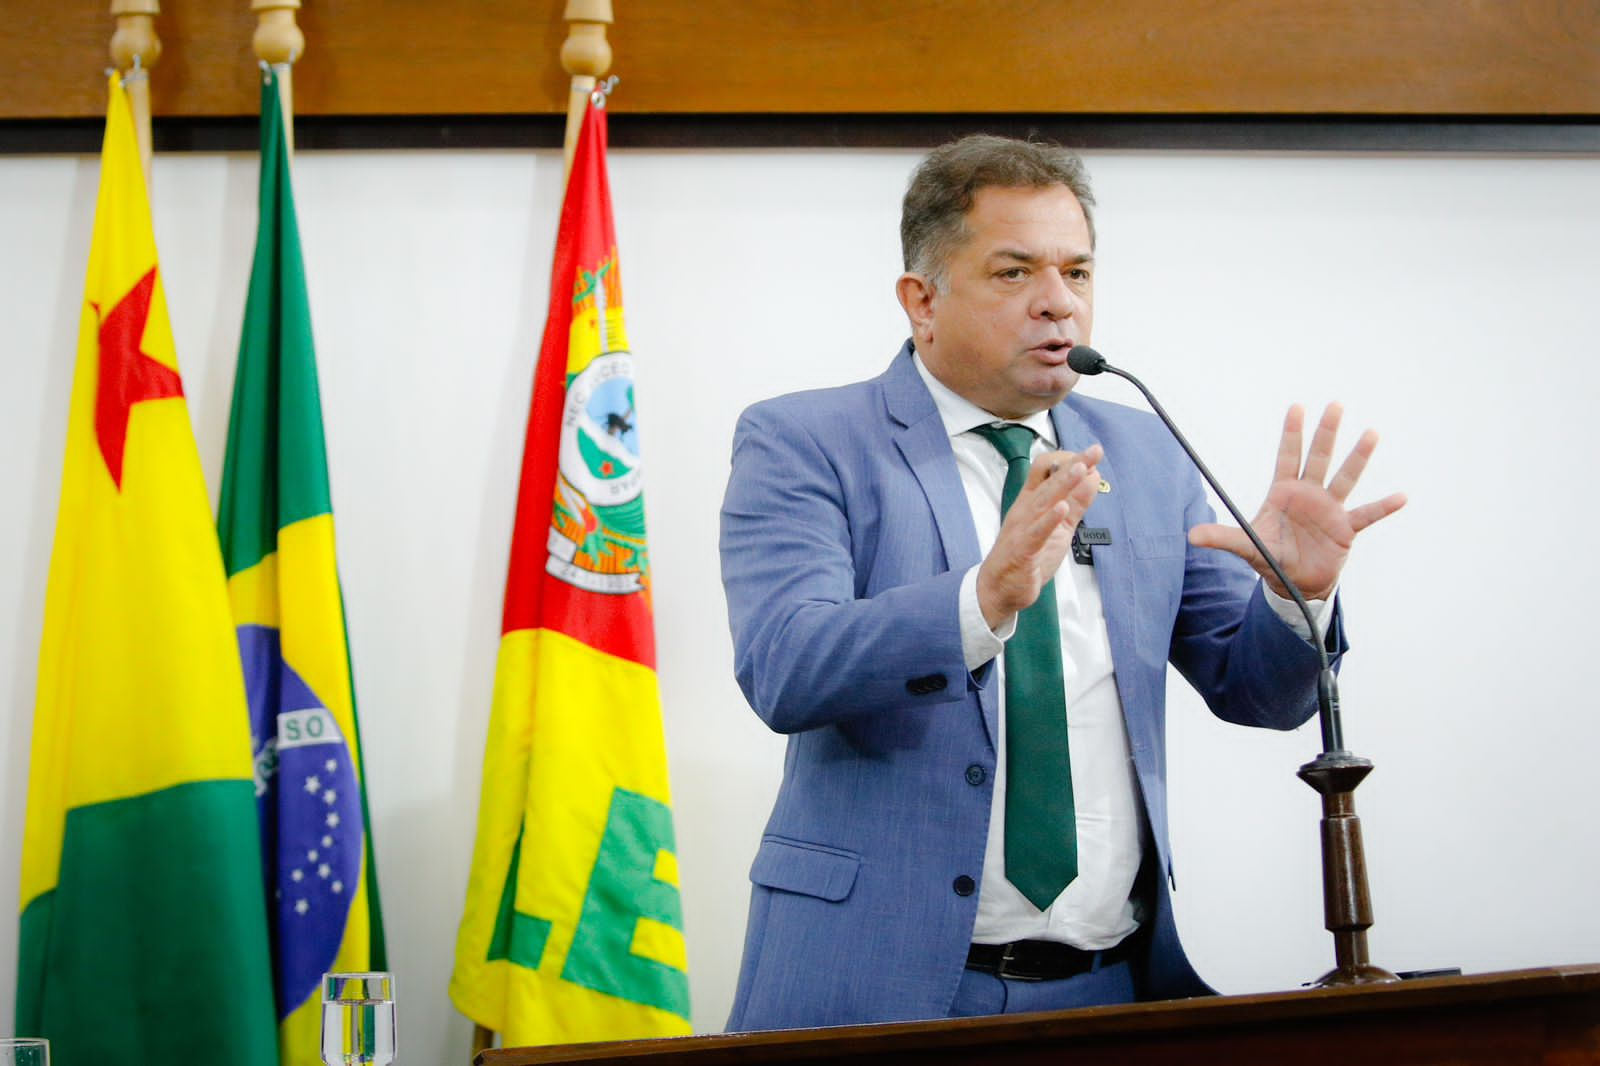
top-left (976, 444), bottom-right (1105, 631)
top-left (1189, 403), bottom-right (1406, 602)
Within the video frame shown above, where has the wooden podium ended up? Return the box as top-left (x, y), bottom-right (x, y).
top-left (477, 965), bottom-right (1600, 1065)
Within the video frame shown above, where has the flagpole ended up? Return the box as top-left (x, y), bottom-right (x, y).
top-left (561, 0), bottom-right (613, 182)
top-left (109, 0), bottom-right (160, 186)
top-left (251, 0), bottom-right (304, 154)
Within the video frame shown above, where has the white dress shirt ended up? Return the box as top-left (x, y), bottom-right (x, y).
top-left (911, 354), bottom-right (1329, 950)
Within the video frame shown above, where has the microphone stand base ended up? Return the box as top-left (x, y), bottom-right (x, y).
top-left (1309, 962), bottom-right (1401, 988)
top-left (1298, 751), bottom-right (1398, 990)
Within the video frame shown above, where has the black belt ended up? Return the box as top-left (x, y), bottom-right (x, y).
top-left (965, 937), bottom-right (1132, 982)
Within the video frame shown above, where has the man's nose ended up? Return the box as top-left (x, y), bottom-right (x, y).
top-left (1034, 270), bottom-right (1075, 320)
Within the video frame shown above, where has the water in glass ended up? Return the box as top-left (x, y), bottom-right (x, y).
top-left (320, 972), bottom-right (396, 1066)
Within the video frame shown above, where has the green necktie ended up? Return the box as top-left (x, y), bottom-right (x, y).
top-left (973, 423), bottom-right (1078, 910)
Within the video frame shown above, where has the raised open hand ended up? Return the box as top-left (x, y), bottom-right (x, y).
top-left (1188, 403), bottom-right (1406, 601)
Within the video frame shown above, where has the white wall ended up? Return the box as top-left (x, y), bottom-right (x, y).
top-left (2, 142), bottom-right (1598, 1061)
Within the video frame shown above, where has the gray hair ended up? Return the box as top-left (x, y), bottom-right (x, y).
top-left (901, 134), bottom-right (1096, 291)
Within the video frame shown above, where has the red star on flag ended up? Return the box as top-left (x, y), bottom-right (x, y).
top-left (93, 266), bottom-right (184, 489)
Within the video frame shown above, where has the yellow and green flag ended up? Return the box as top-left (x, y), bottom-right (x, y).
top-left (217, 69), bottom-right (386, 1066)
top-left (15, 74), bottom-right (278, 1065)
top-left (450, 91), bottom-right (690, 1046)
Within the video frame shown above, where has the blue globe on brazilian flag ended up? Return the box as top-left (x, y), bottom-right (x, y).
top-left (240, 624), bottom-right (365, 996)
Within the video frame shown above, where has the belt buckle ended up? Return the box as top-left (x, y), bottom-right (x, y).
top-left (995, 942), bottom-right (1041, 982)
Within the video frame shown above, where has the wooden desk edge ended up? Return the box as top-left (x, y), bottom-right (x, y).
top-left (476, 964), bottom-right (1600, 1064)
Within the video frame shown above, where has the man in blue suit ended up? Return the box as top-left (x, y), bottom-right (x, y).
top-left (719, 135), bottom-right (1404, 1031)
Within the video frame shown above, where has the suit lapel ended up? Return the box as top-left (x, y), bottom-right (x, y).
top-left (881, 344), bottom-right (997, 748)
top-left (1052, 400), bottom-right (1138, 694)
top-left (883, 344), bottom-right (983, 574)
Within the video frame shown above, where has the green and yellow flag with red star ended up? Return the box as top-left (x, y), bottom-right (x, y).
top-left (15, 74), bottom-right (278, 1065)
top-left (450, 91), bottom-right (690, 1046)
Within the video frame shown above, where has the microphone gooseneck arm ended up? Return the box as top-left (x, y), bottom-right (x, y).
top-left (1068, 345), bottom-right (1344, 754)
top-left (1068, 346), bottom-right (1395, 988)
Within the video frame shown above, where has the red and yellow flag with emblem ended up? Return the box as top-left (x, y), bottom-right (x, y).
top-left (449, 93), bottom-right (690, 1045)
top-left (16, 74), bottom-right (278, 1065)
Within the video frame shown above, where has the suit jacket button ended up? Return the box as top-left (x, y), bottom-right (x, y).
top-left (965, 765), bottom-right (986, 786)
top-left (953, 875), bottom-right (976, 897)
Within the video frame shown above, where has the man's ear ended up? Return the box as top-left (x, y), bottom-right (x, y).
top-left (896, 272), bottom-right (936, 343)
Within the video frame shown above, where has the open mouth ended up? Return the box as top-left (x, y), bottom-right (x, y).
top-left (1030, 339), bottom-right (1075, 362)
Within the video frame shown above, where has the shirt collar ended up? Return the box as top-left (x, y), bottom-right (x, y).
top-left (911, 348), bottom-right (1058, 446)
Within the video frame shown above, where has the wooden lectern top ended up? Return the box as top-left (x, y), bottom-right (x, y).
top-left (477, 964), bottom-right (1600, 1066)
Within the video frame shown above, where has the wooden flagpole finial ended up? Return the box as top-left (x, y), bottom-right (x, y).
top-left (252, 0), bottom-right (304, 154)
top-left (109, 0), bottom-right (160, 185)
top-left (560, 0), bottom-right (613, 181)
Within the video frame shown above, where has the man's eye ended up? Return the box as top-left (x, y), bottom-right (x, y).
top-left (998, 268), bottom-right (1027, 280)
top-left (1067, 268), bottom-right (1091, 282)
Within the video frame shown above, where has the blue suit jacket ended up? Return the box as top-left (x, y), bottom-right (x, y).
top-left (718, 342), bottom-right (1341, 1031)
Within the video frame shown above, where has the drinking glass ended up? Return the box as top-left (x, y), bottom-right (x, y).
top-left (320, 972), bottom-right (396, 1066)
top-left (0, 1038), bottom-right (49, 1066)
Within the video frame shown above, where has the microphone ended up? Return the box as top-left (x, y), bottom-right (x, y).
top-left (1066, 346), bottom-right (1108, 376)
top-left (1069, 345), bottom-right (1346, 755)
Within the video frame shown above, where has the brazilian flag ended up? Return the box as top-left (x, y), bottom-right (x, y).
top-left (218, 68), bottom-right (387, 1066)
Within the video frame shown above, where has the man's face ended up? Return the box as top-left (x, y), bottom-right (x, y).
top-left (900, 184), bottom-right (1095, 419)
